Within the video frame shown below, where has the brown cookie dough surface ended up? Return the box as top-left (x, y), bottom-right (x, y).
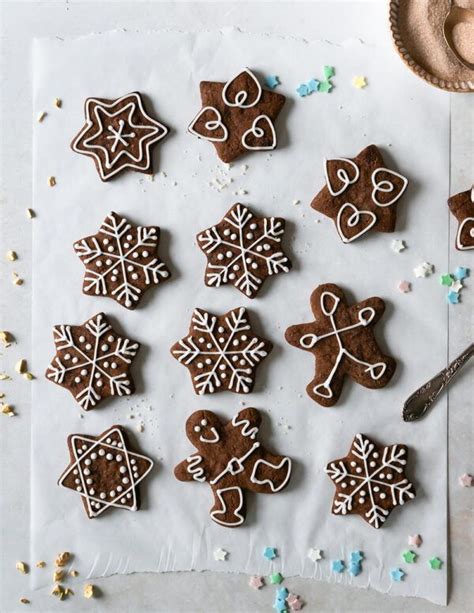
top-left (448, 187), bottom-right (474, 251)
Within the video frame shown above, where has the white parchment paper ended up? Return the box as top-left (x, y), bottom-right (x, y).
top-left (31, 23), bottom-right (449, 605)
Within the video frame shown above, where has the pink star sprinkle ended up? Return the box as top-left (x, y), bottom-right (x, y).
top-left (248, 575), bottom-right (265, 590)
top-left (408, 534), bottom-right (422, 548)
top-left (458, 473), bottom-right (473, 487)
top-left (398, 280), bottom-right (411, 293)
top-left (287, 593), bottom-right (304, 610)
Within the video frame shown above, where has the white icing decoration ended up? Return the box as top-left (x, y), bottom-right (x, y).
top-left (58, 427), bottom-right (153, 518)
top-left (198, 204), bottom-right (289, 297)
top-left (250, 457), bottom-right (292, 492)
top-left (299, 291), bottom-right (387, 400)
top-left (186, 454), bottom-right (206, 482)
top-left (325, 434), bottom-right (415, 528)
top-left (241, 115), bottom-right (276, 151)
top-left (71, 93), bottom-right (168, 181)
top-left (46, 313), bottom-right (139, 410)
top-left (456, 217), bottom-right (474, 250)
top-left (336, 202), bottom-right (377, 243)
top-left (188, 106), bottom-right (228, 142)
top-left (221, 68), bottom-right (262, 109)
top-left (324, 158), bottom-right (360, 196)
top-left (210, 486), bottom-right (245, 527)
top-left (371, 168), bottom-right (408, 207)
top-left (231, 413), bottom-right (259, 439)
top-left (199, 426), bottom-right (220, 444)
top-left (210, 441), bottom-right (260, 485)
top-left (172, 307), bottom-right (269, 394)
top-left (74, 213), bottom-right (169, 308)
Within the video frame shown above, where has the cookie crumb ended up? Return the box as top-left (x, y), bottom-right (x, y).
top-left (51, 584), bottom-right (65, 600)
top-left (136, 422), bottom-right (144, 433)
top-left (26, 208), bottom-right (35, 219)
top-left (36, 561), bottom-right (46, 568)
top-left (292, 199), bottom-right (300, 206)
top-left (0, 331), bottom-right (13, 347)
top-left (19, 597), bottom-right (30, 605)
top-left (12, 272), bottom-right (24, 286)
top-left (55, 552), bottom-right (71, 567)
top-left (83, 584), bottom-right (95, 599)
top-left (47, 176), bottom-right (56, 187)
top-left (15, 359), bottom-right (27, 374)
top-left (16, 562), bottom-right (28, 574)
top-left (53, 570), bottom-right (65, 583)
top-left (69, 569), bottom-right (79, 577)
top-left (6, 250), bottom-right (18, 261)
top-left (1, 404), bottom-right (15, 417)
top-left (0, 372), bottom-right (12, 381)
top-left (37, 111), bottom-right (47, 122)
top-left (23, 372), bottom-right (35, 381)
top-left (54, 98), bottom-right (62, 108)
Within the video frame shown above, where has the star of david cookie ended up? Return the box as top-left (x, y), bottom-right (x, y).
top-left (311, 145), bottom-right (408, 243)
top-left (188, 68), bottom-right (286, 163)
top-left (325, 433), bottom-right (416, 529)
top-left (175, 408), bottom-right (292, 527)
top-left (74, 212), bottom-right (171, 309)
top-left (170, 307), bottom-right (272, 395)
top-left (45, 312), bottom-right (140, 410)
top-left (58, 425), bottom-right (154, 518)
top-left (285, 283), bottom-right (396, 407)
top-left (197, 203), bottom-right (292, 298)
top-left (71, 92), bottom-right (168, 181)
top-left (448, 187), bottom-right (474, 251)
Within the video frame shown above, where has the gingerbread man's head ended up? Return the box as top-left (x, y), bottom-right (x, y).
top-left (185, 410), bottom-right (223, 450)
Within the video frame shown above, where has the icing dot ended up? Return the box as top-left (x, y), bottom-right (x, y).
top-left (373, 486), bottom-right (380, 492)
top-left (358, 497), bottom-right (365, 504)
top-left (369, 461), bottom-right (376, 467)
top-left (232, 356), bottom-right (238, 362)
top-left (230, 233), bottom-right (237, 240)
top-left (219, 337), bottom-right (225, 344)
top-left (103, 239), bottom-right (109, 245)
top-left (120, 498), bottom-right (126, 504)
top-left (64, 353), bottom-right (71, 360)
top-left (126, 493), bottom-right (132, 499)
top-left (355, 467), bottom-right (362, 474)
top-left (256, 245), bottom-right (263, 252)
top-left (251, 263), bottom-right (258, 269)
top-left (380, 473), bottom-right (385, 479)
top-left (117, 485), bottom-right (123, 492)
top-left (84, 459), bottom-right (91, 466)
top-left (74, 376), bottom-right (81, 383)
top-left (245, 257), bottom-right (251, 264)
top-left (72, 357), bottom-right (78, 364)
top-left (96, 381), bottom-right (103, 388)
top-left (233, 264), bottom-right (240, 271)
top-left (341, 482), bottom-right (347, 489)
top-left (81, 369), bottom-right (87, 376)
top-left (126, 234), bottom-right (133, 241)
top-left (131, 273), bottom-right (138, 280)
top-left (111, 276), bottom-right (117, 282)
top-left (89, 489), bottom-right (95, 495)
top-left (101, 344), bottom-right (109, 351)
top-left (119, 466), bottom-right (127, 474)
top-left (130, 459), bottom-right (136, 465)
top-left (142, 251), bottom-right (149, 257)
top-left (219, 364), bottom-right (226, 370)
top-left (111, 362), bottom-right (117, 369)
top-left (122, 477), bottom-right (130, 484)
top-left (218, 326), bottom-right (224, 333)
top-left (85, 343), bottom-right (92, 351)
top-left (106, 453), bottom-right (113, 460)
top-left (99, 449), bottom-right (105, 456)
top-left (373, 452), bottom-right (379, 459)
top-left (228, 273), bottom-right (235, 280)
top-left (241, 335), bottom-right (247, 341)
top-left (108, 246), bottom-right (115, 253)
top-left (116, 455), bottom-right (122, 462)
top-left (239, 359), bottom-right (246, 365)
top-left (73, 469), bottom-right (78, 475)
top-left (197, 362), bottom-right (203, 368)
top-left (217, 254), bottom-right (224, 261)
top-left (79, 336), bottom-right (85, 343)
top-left (124, 243), bottom-right (130, 249)
top-left (110, 491), bottom-right (115, 497)
top-left (386, 473), bottom-right (393, 480)
top-left (360, 490), bottom-right (366, 496)
top-left (107, 335), bottom-right (114, 342)
top-left (200, 419), bottom-right (208, 426)
top-left (223, 229), bottom-right (230, 236)
top-left (83, 469), bottom-right (90, 476)
top-left (90, 453), bottom-right (97, 460)
top-left (198, 337), bottom-right (205, 343)
top-left (127, 265), bottom-right (134, 272)
top-left (96, 260), bottom-right (102, 268)
top-left (205, 358), bottom-right (212, 365)
top-left (100, 492), bottom-right (106, 499)
top-left (106, 259), bottom-right (112, 265)
top-left (86, 478), bottom-right (93, 485)
top-left (350, 461), bottom-right (356, 467)
top-left (379, 493), bottom-right (386, 500)
top-left (246, 233), bottom-right (254, 240)
top-left (132, 252), bottom-right (139, 259)
top-left (103, 361), bottom-right (110, 368)
top-left (350, 480), bottom-right (356, 486)
top-left (263, 244), bottom-right (271, 251)
top-left (75, 479), bottom-right (80, 484)
top-left (225, 251), bottom-right (232, 258)
top-left (76, 486), bottom-right (82, 492)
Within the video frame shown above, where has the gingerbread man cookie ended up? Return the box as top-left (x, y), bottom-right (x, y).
top-left (285, 284), bottom-right (396, 407)
top-left (175, 408), bottom-right (292, 527)
top-left (311, 145), bottom-right (408, 243)
top-left (188, 68), bottom-right (286, 163)
top-left (71, 92), bottom-right (168, 181)
top-left (448, 187), bottom-right (474, 251)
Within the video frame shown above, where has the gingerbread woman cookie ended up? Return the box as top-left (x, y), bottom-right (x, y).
top-left (188, 68), bottom-right (286, 163)
top-left (311, 145), bottom-right (408, 243)
top-left (285, 284), bottom-right (396, 407)
top-left (448, 187), bottom-right (474, 251)
top-left (175, 408), bottom-right (292, 527)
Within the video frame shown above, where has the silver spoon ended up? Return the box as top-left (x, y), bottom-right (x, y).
top-left (402, 343), bottom-right (474, 422)
top-left (443, 2), bottom-right (474, 71)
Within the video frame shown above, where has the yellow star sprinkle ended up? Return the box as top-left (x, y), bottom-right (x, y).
top-left (352, 76), bottom-right (367, 89)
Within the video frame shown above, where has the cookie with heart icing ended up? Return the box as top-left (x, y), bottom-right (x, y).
top-left (311, 145), bottom-right (408, 243)
top-left (188, 68), bottom-right (286, 163)
top-left (448, 187), bottom-right (474, 251)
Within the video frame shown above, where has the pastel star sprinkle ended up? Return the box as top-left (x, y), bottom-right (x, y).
top-left (458, 473), bottom-right (473, 487)
top-left (391, 239), bottom-right (406, 253)
top-left (451, 280), bottom-right (463, 293)
top-left (454, 266), bottom-right (469, 280)
top-left (265, 75), bottom-right (281, 89)
top-left (286, 593), bottom-right (303, 610)
top-left (390, 568), bottom-right (405, 582)
top-left (349, 562), bottom-right (362, 576)
top-left (249, 575), bottom-right (265, 590)
top-left (429, 557), bottom-right (443, 570)
top-left (323, 65), bottom-right (335, 79)
top-left (352, 76), bottom-right (367, 89)
top-left (213, 548), bottom-right (228, 561)
top-left (263, 547), bottom-right (278, 561)
top-left (296, 84), bottom-right (309, 97)
top-left (307, 79), bottom-right (320, 93)
top-left (402, 550), bottom-right (417, 564)
top-left (307, 548), bottom-right (323, 562)
top-left (440, 274), bottom-right (454, 286)
top-left (447, 291), bottom-right (460, 304)
top-left (331, 559), bottom-right (345, 573)
top-left (350, 551), bottom-right (364, 564)
top-left (274, 586), bottom-right (289, 610)
top-left (414, 262), bottom-right (434, 278)
top-left (318, 80), bottom-right (333, 93)
top-left (398, 280), bottom-right (411, 293)
top-left (408, 534), bottom-right (423, 548)
top-left (270, 572), bottom-right (284, 585)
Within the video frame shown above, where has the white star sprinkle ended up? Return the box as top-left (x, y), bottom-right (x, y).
top-left (213, 548), bottom-right (229, 561)
top-left (414, 262), bottom-right (434, 278)
top-left (391, 239), bottom-right (406, 253)
top-left (307, 548), bottom-right (323, 562)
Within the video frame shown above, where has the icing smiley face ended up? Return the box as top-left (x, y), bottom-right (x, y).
top-left (186, 411), bottom-right (222, 447)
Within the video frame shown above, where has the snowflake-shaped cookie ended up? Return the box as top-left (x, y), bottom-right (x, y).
top-left (448, 186), bottom-right (474, 251)
top-left (71, 92), bottom-right (168, 181)
top-left (285, 283), bottom-right (396, 407)
top-left (188, 68), bottom-right (286, 163)
top-left (74, 212), bottom-right (171, 309)
top-left (58, 425), bottom-right (153, 518)
top-left (311, 145), bottom-right (408, 243)
top-left (325, 433), bottom-right (416, 528)
top-left (170, 307), bottom-right (272, 394)
top-left (45, 312), bottom-right (140, 410)
top-left (197, 203), bottom-right (292, 298)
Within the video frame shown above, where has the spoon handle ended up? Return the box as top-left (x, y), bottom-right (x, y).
top-left (402, 343), bottom-right (474, 422)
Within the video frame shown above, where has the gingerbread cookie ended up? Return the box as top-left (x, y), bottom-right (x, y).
top-left (58, 425), bottom-right (153, 518)
top-left (175, 408), bottom-right (292, 527)
top-left (285, 284), bottom-right (396, 407)
top-left (197, 203), bottom-right (291, 298)
top-left (71, 92), bottom-right (168, 181)
top-left (311, 145), bottom-right (408, 243)
top-left (188, 68), bottom-right (286, 163)
top-left (45, 312), bottom-right (140, 410)
top-left (325, 433), bottom-right (416, 529)
top-left (170, 307), bottom-right (272, 394)
top-left (448, 187), bottom-right (474, 251)
top-left (74, 212), bottom-right (171, 309)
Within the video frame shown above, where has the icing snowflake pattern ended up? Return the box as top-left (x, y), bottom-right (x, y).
top-left (46, 313), bottom-right (140, 410)
top-left (326, 433), bottom-right (416, 529)
top-left (170, 307), bottom-right (272, 394)
top-left (197, 203), bottom-right (291, 298)
top-left (74, 212), bottom-right (171, 309)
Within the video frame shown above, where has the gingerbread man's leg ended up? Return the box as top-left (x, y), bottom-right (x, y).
top-left (246, 452), bottom-right (292, 494)
top-left (210, 483), bottom-right (246, 527)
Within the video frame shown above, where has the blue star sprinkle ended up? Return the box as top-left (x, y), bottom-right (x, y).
top-left (331, 559), bottom-right (345, 573)
top-left (265, 75), bottom-right (280, 89)
top-left (350, 551), bottom-right (364, 564)
top-left (277, 587), bottom-right (289, 599)
top-left (307, 78), bottom-right (320, 93)
top-left (454, 266), bottom-right (469, 280)
top-left (296, 84), bottom-right (309, 97)
top-left (390, 568), bottom-right (405, 582)
top-left (447, 290), bottom-right (460, 304)
top-left (263, 547), bottom-right (278, 561)
top-left (349, 562), bottom-right (362, 577)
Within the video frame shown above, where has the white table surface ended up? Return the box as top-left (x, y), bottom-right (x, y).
top-left (0, 2), bottom-right (472, 611)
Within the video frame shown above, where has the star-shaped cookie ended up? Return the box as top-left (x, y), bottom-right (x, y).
top-left (311, 145), bottom-right (408, 243)
top-left (285, 283), bottom-right (396, 407)
top-left (58, 425), bottom-right (153, 518)
top-left (188, 68), bottom-right (286, 163)
top-left (197, 203), bottom-right (292, 298)
top-left (74, 212), bottom-right (171, 309)
top-left (45, 312), bottom-right (140, 410)
top-left (71, 92), bottom-right (168, 181)
top-left (170, 307), bottom-right (272, 394)
top-left (325, 433), bottom-right (416, 528)
top-left (448, 187), bottom-right (474, 251)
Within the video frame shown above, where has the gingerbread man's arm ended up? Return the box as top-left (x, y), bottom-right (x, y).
top-left (228, 407), bottom-right (262, 439)
top-left (175, 453), bottom-right (209, 483)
